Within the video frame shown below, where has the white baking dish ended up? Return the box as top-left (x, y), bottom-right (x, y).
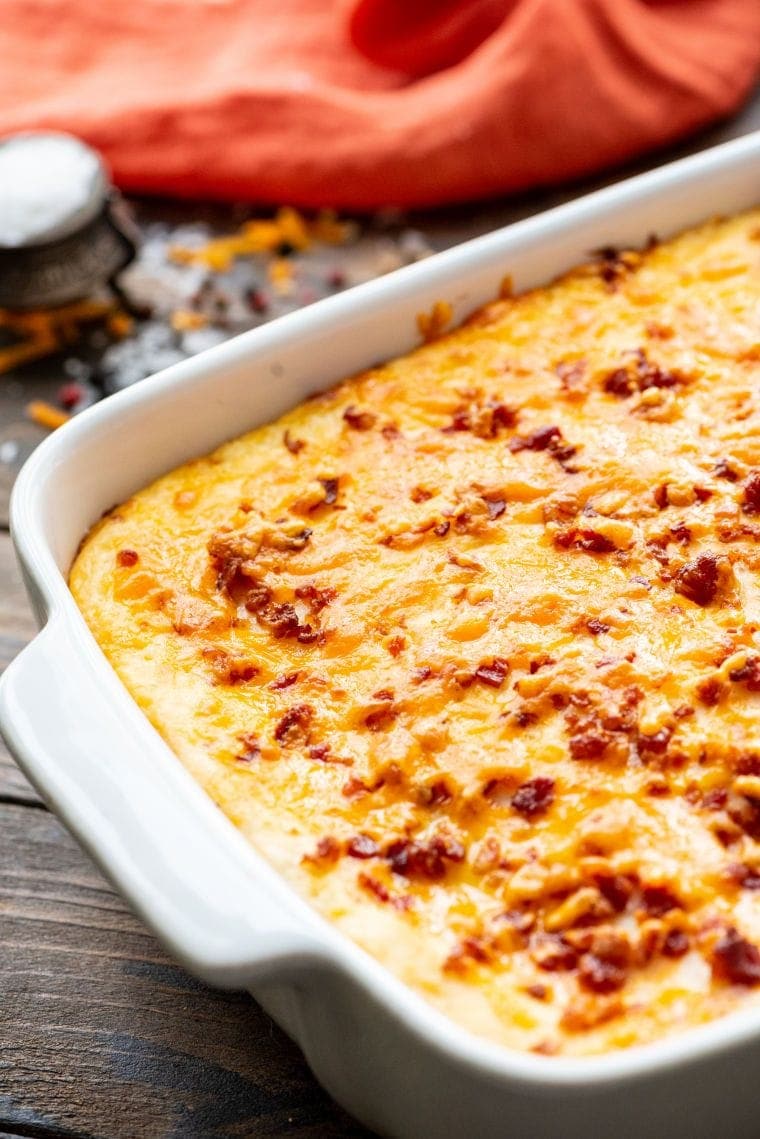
top-left (3, 132), bottom-right (760, 1139)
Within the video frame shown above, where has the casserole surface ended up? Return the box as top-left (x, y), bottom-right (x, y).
top-left (70, 208), bottom-right (760, 1058)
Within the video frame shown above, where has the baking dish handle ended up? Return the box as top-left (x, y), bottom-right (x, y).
top-left (0, 615), bottom-right (329, 988)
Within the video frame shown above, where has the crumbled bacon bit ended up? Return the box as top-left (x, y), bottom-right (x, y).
top-left (586, 618), bottom-right (610, 635)
top-left (363, 699), bottom-right (399, 731)
top-left (594, 873), bottom-right (634, 912)
top-left (714, 458), bottom-right (738, 482)
top-left (511, 776), bottom-right (555, 819)
top-left (385, 835), bottom-right (465, 881)
top-left (443, 936), bottom-right (491, 974)
top-left (347, 834), bottom-right (379, 860)
top-left (711, 926), bottom-right (760, 986)
top-left (342, 776), bottom-right (370, 798)
top-left (484, 497), bottom-right (506, 520)
top-left (728, 655), bottom-right (760, 691)
top-left (236, 732), bottom-right (261, 763)
top-left (530, 933), bottom-right (578, 972)
top-left (674, 552), bottom-right (720, 606)
top-left (526, 983), bottom-right (548, 1000)
top-left (387, 634), bottom-right (405, 657)
top-left (410, 486), bottom-right (433, 503)
top-left (669, 522), bottom-right (692, 546)
top-left (555, 359), bottom-right (586, 392)
top-left (422, 779), bottom-right (453, 808)
top-left (274, 703), bottom-right (313, 746)
top-left (283, 429), bottom-right (305, 454)
top-left (741, 471), bottom-right (760, 514)
top-left (294, 583), bottom-right (337, 611)
top-left (117, 549), bottom-right (139, 567)
top-left (270, 671), bottom-right (300, 690)
top-left (594, 245), bottom-right (637, 291)
top-left (602, 348), bottom-right (681, 398)
top-left (358, 872), bottom-right (412, 911)
top-left (603, 368), bottom-right (635, 398)
top-left (343, 406), bottom-right (376, 430)
top-left (569, 730), bottom-right (611, 760)
top-left (318, 477), bottom-right (339, 506)
top-left (696, 676), bottom-right (723, 706)
top-left (578, 954), bottom-right (627, 993)
top-left (303, 836), bottom-right (341, 865)
top-left (433, 520), bottom-right (450, 537)
top-left (554, 528), bottom-right (616, 555)
top-left (727, 863), bottom-right (760, 890)
top-left (640, 885), bottom-right (681, 917)
top-left (444, 399), bottom-right (516, 439)
top-left (637, 727), bottom-right (673, 756)
top-left (662, 929), bottom-right (690, 957)
top-left (702, 787), bottom-right (728, 811)
top-left (202, 647), bottom-right (259, 686)
top-left (509, 424), bottom-right (562, 453)
top-left (474, 658), bottom-right (509, 688)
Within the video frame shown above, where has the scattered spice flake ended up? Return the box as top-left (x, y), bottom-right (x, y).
top-left (674, 552), bottom-right (720, 606)
top-left (274, 703), bottom-right (313, 746)
top-left (417, 299), bottom-right (453, 342)
top-left (116, 549), bottom-right (139, 568)
top-left (342, 405), bottom-right (377, 431)
top-left (711, 926), bottom-right (760, 986)
top-left (512, 776), bottom-right (555, 819)
top-left (283, 429), bottom-right (305, 454)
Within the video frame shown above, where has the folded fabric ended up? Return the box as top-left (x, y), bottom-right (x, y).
top-left (0, 0), bottom-right (759, 208)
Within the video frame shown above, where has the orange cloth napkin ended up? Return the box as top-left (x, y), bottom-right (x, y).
top-left (1, 0), bottom-right (759, 208)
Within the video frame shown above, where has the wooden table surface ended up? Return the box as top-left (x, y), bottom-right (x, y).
top-left (2, 94), bottom-right (760, 1138)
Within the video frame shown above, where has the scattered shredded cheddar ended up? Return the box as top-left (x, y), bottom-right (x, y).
top-left (168, 207), bottom-right (354, 272)
top-left (170, 309), bottom-right (208, 333)
top-left (25, 399), bottom-right (70, 431)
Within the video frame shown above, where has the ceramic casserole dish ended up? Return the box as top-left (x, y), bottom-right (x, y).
top-left (3, 132), bottom-right (760, 1139)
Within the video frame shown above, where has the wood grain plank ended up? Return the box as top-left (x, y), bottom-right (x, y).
top-left (0, 802), bottom-right (371, 1139)
top-left (0, 533), bottom-right (42, 805)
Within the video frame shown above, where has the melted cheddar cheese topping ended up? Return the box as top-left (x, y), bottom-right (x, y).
top-left (71, 211), bottom-right (760, 1056)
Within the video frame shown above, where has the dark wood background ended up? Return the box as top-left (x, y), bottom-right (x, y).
top-left (1, 90), bottom-right (760, 1138)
